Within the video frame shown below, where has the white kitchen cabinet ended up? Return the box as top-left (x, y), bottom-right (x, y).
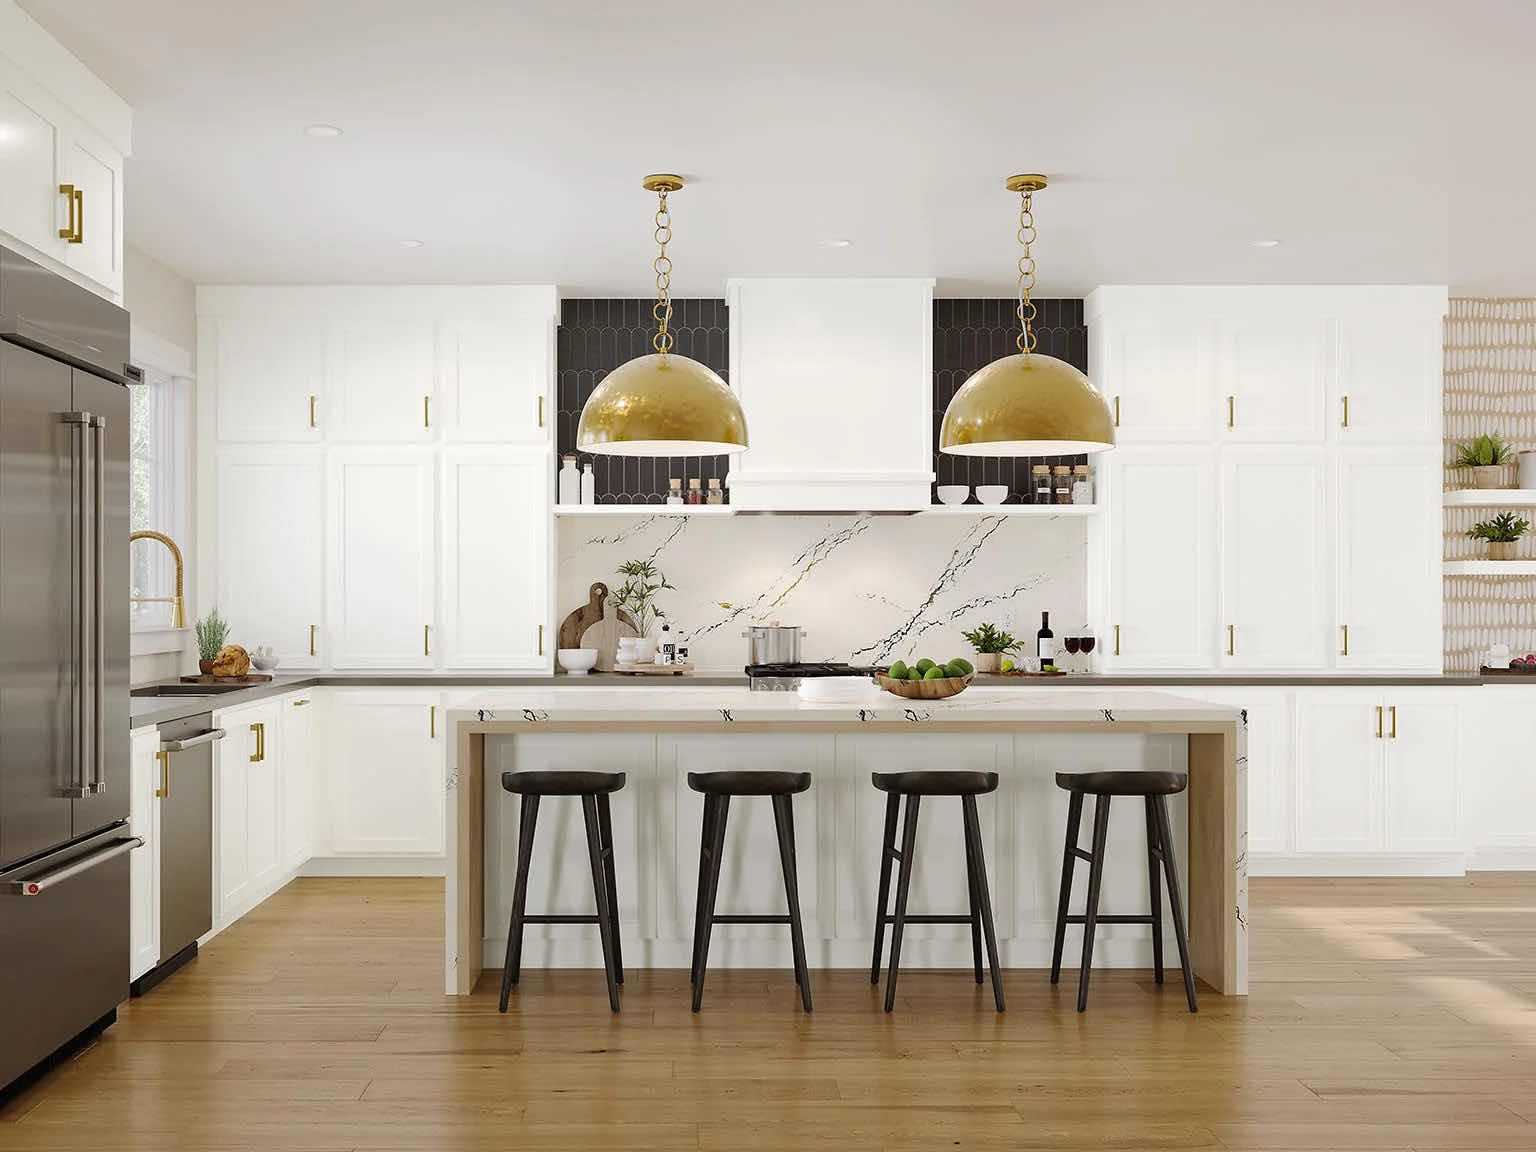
top-left (57, 127), bottom-right (122, 296)
top-left (216, 447), bottom-right (325, 669)
top-left (327, 449), bottom-right (437, 669)
top-left (201, 304), bottom-right (326, 443)
top-left (1220, 314), bottom-right (1329, 443)
top-left (439, 290), bottom-right (557, 443)
top-left (1294, 691), bottom-right (1383, 854)
top-left (214, 699), bottom-right (282, 926)
top-left (329, 313), bottom-right (437, 443)
top-left (1220, 449), bottom-right (1330, 669)
top-left (0, 63), bottom-right (66, 261)
top-left (128, 727), bottom-right (161, 983)
top-left (324, 690), bottom-right (445, 856)
top-left (1106, 449), bottom-right (1216, 668)
top-left (1335, 449), bottom-right (1442, 670)
top-left (280, 693), bottom-right (316, 871)
top-left (1089, 310), bottom-right (1216, 443)
top-left (1383, 696), bottom-right (1461, 853)
top-left (440, 447), bottom-right (550, 669)
top-left (1194, 688), bottom-right (1292, 857)
top-left (1332, 292), bottom-right (1446, 444)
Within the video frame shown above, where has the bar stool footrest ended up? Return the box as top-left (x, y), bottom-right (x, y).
top-left (875, 913), bottom-right (975, 926)
top-left (1063, 913), bottom-right (1158, 926)
top-left (520, 914), bottom-right (603, 925)
top-left (710, 913), bottom-right (792, 925)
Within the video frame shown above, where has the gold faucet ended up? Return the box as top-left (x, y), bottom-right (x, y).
top-left (129, 530), bottom-right (186, 628)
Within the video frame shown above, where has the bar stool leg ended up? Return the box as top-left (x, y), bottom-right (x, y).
top-left (964, 810), bottom-right (983, 985)
top-left (1050, 790), bottom-right (1084, 984)
top-left (597, 793), bottom-right (623, 985)
top-left (1076, 794), bottom-right (1111, 1013)
top-left (691, 795), bottom-right (717, 986)
top-left (1153, 794), bottom-right (1198, 1013)
top-left (581, 795), bottom-right (621, 1013)
top-left (962, 794), bottom-right (1005, 1012)
top-left (692, 794), bottom-right (730, 1013)
top-left (883, 793), bottom-right (921, 1013)
top-left (499, 793), bottom-right (539, 1012)
top-left (1144, 796), bottom-right (1165, 985)
top-left (869, 792), bottom-right (899, 984)
top-left (772, 794), bottom-right (813, 1013)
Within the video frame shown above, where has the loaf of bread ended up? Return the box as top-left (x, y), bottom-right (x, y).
top-left (211, 643), bottom-right (251, 678)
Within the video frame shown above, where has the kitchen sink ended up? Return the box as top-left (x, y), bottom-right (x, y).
top-left (131, 682), bottom-right (254, 697)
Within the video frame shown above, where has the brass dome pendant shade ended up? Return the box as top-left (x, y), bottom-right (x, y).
top-left (940, 175), bottom-right (1115, 456)
top-left (577, 175), bottom-right (748, 456)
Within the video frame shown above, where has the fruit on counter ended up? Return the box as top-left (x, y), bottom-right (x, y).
top-left (915, 657), bottom-right (937, 674)
top-left (883, 655), bottom-right (976, 682)
top-left (888, 660), bottom-right (910, 680)
top-left (1000, 657), bottom-right (1015, 673)
top-left (945, 656), bottom-right (975, 677)
top-left (211, 643), bottom-right (251, 678)
top-left (922, 666), bottom-right (946, 681)
top-left (908, 667), bottom-right (924, 680)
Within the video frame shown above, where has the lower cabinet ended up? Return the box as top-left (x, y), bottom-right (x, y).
top-left (214, 698), bottom-right (283, 926)
top-left (322, 690), bottom-right (445, 857)
top-left (280, 692), bottom-right (315, 871)
top-left (128, 727), bottom-right (161, 983)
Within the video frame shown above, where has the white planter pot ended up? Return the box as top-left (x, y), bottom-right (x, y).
top-left (972, 652), bottom-right (1001, 674)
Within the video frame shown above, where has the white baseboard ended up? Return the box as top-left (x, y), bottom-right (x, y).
top-left (1250, 852), bottom-right (1467, 877)
top-left (301, 855), bottom-right (447, 878)
top-left (1467, 846), bottom-right (1536, 871)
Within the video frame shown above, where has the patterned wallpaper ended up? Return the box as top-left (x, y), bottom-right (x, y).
top-left (1443, 298), bottom-right (1536, 672)
top-left (555, 297), bottom-right (1087, 505)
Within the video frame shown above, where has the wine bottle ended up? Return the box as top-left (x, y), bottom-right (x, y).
top-left (1037, 611), bottom-right (1055, 666)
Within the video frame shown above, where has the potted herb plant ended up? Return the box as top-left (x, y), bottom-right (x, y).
top-left (195, 607), bottom-right (229, 675)
top-left (1454, 433), bottom-right (1516, 490)
top-left (1467, 511), bottom-right (1530, 561)
top-left (613, 558), bottom-right (674, 663)
top-left (960, 622), bottom-right (1018, 674)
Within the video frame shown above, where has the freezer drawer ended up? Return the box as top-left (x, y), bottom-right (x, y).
top-left (0, 826), bottom-right (138, 1091)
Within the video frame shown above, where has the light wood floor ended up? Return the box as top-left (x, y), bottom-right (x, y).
top-left (3, 875), bottom-right (1535, 1151)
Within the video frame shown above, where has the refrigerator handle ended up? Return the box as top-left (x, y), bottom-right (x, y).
top-left (59, 411), bottom-right (91, 799)
top-left (3, 837), bottom-right (143, 896)
top-left (90, 414), bottom-right (105, 795)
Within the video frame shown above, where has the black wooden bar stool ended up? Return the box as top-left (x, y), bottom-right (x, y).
top-left (688, 770), bottom-right (813, 1014)
top-left (869, 770), bottom-right (1004, 1013)
top-left (1050, 770), bottom-right (1197, 1013)
top-left (498, 770), bottom-right (625, 1014)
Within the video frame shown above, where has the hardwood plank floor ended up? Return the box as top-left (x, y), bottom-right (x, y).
top-left (2, 874), bottom-right (1534, 1150)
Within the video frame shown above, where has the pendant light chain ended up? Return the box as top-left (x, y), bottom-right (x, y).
top-left (1015, 188), bottom-right (1037, 356)
top-left (652, 187), bottom-right (674, 358)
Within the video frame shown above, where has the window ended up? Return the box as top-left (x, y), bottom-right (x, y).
top-left (129, 367), bottom-right (190, 630)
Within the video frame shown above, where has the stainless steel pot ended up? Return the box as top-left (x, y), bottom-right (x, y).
top-left (743, 623), bottom-right (804, 665)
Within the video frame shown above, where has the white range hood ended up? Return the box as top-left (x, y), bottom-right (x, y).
top-left (725, 277), bottom-right (935, 511)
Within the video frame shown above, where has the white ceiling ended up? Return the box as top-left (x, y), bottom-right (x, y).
top-left (18, 0), bottom-right (1534, 297)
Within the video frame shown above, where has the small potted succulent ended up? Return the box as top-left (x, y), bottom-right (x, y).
top-left (960, 622), bottom-right (1018, 674)
top-left (1454, 433), bottom-right (1516, 490)
top-left (613, 558), bottom-right (674, 663)
top-left (1467, 511), bottom-right (1530, 561)
top-left (195, 608), bottom-right (229, 675)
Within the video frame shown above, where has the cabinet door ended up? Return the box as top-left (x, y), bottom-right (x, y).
top-left (441, 448), bottom-right (549, 669)
top-left (328, 450), bottom-right (437, 668)
top-left (59, 129), bottom-right (122, 296)
top-left (1336, 449), bottom-right (1442, 670)
top-left (243, 703), bottom-right (282, 896)
top-left (1199, 689), bottom-right (1292, 856)
top-left (1383, 696), bottom-right (1461, 852)
top-left (0, 66), bottom-right (65, 259)
top-left (128, 729), bottom-right (160, 982)
top-left (205, 312), bottom-right (325, 443)
top-left (1294, 693), bottom-right (1383, 853)
top-left (215, 702), bottom-right (281, 921)
top-left (1107, 449), bottom-right (1216, 668)
top-left (1221, 315), bottom-right (1329, 443)
top-left (216, 447), bottom-right (325, 669)
top-left (1334, 303), bottom-right (1444, 444)
top-left (440, 299), bottom-right (554, 443)
top-left (1221, 449), bottom-right (1330, 669)
top-left (280, 695), bottom-right (314, 871)
top-left (329, 315), bottom-right (436, 443)
top-left (1097, 318), bottom-right (1216, 443)
top-left (325, 692), bottom-right (444, 855)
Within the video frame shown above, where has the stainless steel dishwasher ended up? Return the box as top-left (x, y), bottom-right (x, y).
top-left (130, 714), bottom-right (222, 995)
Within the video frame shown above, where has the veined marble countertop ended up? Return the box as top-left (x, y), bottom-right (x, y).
top-left (448, 686), bottom-right (1240, 726)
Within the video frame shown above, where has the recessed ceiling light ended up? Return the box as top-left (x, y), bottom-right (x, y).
top-left (304, 124), bottom-right (343, 138)
top-left (820, 238), bottom-right (853, 249)
top-left (399, 239), bottom-right (424, 249)
top-left (1250, 239), bottom-right (1281, 248)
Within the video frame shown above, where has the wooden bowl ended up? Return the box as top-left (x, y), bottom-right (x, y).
top-left (877, 672), bottom-right (974, 700)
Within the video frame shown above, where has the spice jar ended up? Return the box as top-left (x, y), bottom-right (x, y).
top-left (1053, 464), bottom-right (1072, 505)
top-left (666, 478), bottom-right (684, 505)
top-left (1071, 464), bottom-right (1094, 505)
top-left (1032, 464), bottom-right (1052, 504)
top-left (686, 478), bottom-right (703, 506)
top-left (706, 478), bottom-right (724, 506)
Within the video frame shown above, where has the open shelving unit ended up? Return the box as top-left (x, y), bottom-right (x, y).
top-left (1443, 489), bottom-right (1536, 506)
top-left (553, 504), bottom-right (735, 517)
top-left (1443, 560), bottom-right (1536, 575)
top-left (918, 504), bottom-right (1100, 517)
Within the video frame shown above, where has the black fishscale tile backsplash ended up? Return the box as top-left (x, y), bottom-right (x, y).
top-left (556, 297), bottom-right (1088, 505)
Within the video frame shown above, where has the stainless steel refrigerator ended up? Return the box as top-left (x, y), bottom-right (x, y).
top-left (0, 244), bottom-right (137, 1092)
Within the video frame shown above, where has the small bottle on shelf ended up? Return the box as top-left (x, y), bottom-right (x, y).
top-left (1053, 465), bottom-right (1072, 505)
top-left (580, 462), bottom-right (595, 505)
top-left (1071, 464), bottom-right (1093, 505)
top-left (706, 477), bottom-right (724, 505)
top-left (666, 478), bottom-right (684, 505)
top-left (1032, 464), bottom-right (1052, 504)
top-left (686, 478), bottom-right (703, 505)
top-left (558, 455), bottom-right (580, 506)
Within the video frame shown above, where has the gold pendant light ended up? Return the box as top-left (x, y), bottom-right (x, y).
top-left (940, 175), bottom-right (1114, 456)
top-left (577, 175), bottom-right (749, 456)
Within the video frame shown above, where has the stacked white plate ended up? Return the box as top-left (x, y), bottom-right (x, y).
top-left (797, 676), bottom-right (881, 703)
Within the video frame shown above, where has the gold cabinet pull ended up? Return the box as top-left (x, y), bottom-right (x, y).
top-left (1341, 394), bottom-right (1350, 429)
top-left (424, 624), bottom-right (431, 657)
top-left (75, 187), bottom-right (83, 243)
top-left (538, 624), bottom-right (544, 656)
top-left (309, 624), bottom-right (317, 657)
top-left (154, 750), bottom-right (170, 799)
top-left (58, 183), bottom-right (81, 242)
top-left (538, 395), bottom-right (545, 428)
top-left (1112, 395), bottom-right (1121, 427)
top-left (309, 394), bottom-right (317, 429)
top-left (1389, 704), bottom-right (1398, 739)
top-left (1226, 624), bottom-right (1235, 656)
top-left (424, 395), bottom-right (431, 428)
top-left (1226, 395), bottom-right (1235, 429)
top-left (292, 698), bottom-right (310, 708)
top-left (1340, 624), bottom-right (1350, 657)
top-left (429, 704), bottom-right (436, 739)
top-left (1375, 705), bottom-right (1384, 739)
top-left (1113, 623), bottom-right (1121, 656)
top-left (249, 722), bottom-right (265, 763)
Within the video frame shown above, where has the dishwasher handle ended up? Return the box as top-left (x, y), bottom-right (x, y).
top-left (4, 837), bottom-right (143, 896)
top-left (160, 728), bottom-right (226, 753)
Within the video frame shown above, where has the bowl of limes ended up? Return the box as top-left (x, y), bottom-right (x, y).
top-left (877, 656), bottom-right (975, 700)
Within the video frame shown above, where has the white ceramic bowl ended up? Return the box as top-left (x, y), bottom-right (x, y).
top-left (976, 485), bottom-right (1009, 505)
top-left (936, 484), bottom-right (970, 506)
top-left (557, 648), bottom-right (599, 675)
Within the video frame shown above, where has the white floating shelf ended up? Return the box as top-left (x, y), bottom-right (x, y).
top-left (919, 504), bottom-right (1100, 517)
top-left (1443, 560), bottom-right (1536, 575)
top-left (554, 504), bottom-right (735, 517)
top-left (1443, 489), bottom-right (1536, 506)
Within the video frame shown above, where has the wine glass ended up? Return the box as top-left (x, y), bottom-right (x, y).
top-left (1078, 627), bottom-right (1097, 674)
top-left (1062, 633), bottom-right (1082, 674)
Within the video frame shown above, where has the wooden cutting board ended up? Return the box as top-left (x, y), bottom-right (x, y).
top-left (558, 582), bottom-right (639, 672)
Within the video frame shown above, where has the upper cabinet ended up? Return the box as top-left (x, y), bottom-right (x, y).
top-left (328, 311), bottom-right (437, 444)
top-left (439, 289), bottom-right (557, 443)
top-left (1331, 289), bottom-right (1447, 444)
top-left (1088, 312), bottom-right (1217, 443)
top-left (1220, 314), bottom-right (1329, 443)
top-left (0, 17), bottom-right (130, 301)
top-left (202, 300), bottom-right (327, 443)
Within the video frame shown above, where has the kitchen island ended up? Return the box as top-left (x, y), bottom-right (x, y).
top-left (443, 688), bottom-right (1247, 998)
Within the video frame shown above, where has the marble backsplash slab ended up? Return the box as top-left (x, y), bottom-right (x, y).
top-left (557, 513), bottom-right (1087, 673)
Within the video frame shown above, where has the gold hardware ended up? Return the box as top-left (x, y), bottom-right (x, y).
top-left (423, 395), bottom-right (431, 428)
top-left (429, 705), bottom-right (436, 739)
top-left (292, 698), bottom-right (309, 708)
top-left (249, 722), bottom-right (265, 763)
top-left (1113, 395), bottom-right (1121, 427)
top-left (309, 394), bottom-right (317, 429)
top-left (309, 624), bottom-right (317, 657)
top-left (1226, 624), bottom-right (1235, 656)
top-left (58, 183), bottom-right (80, 242)
top-left (1226, 395), bottom-right (1235, 429)
top-left (75, 187), bottom-right (83, 243)
top-left (537, 395), bottom-right (545, 428)
top-left (538, 624), bottom-right (544, 656)
top-left (1389, 705), bottom-right (1398, 739)
top-left (129, 531), bottom-right (186, 628)
top-left (1375, 705), bottom-right (1384, 739)
top-left (1009, 176), bottom-right (1043, 357)
top-left (1113, 624), bottom-right (1121, 656)
top-left (1341, 624), bottom-right (1349, 657)
top-left (424, 624), bottom-right (431, 657)
top-left (1342, 394), bottom-right (1350, 428)
top-left (154, 750), bottom-right (170, 799)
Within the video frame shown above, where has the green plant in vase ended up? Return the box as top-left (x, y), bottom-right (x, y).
top-left (195, 608), bottom-right (229, 674)
top-left (613, 559), bottom-right (675, 661)
top-left (1454, 433), bottom-right (1516, 490)
top-left (960, 621), bottom-right (1018, 674)
top-left (1467, 511), bottom-right (1530, 561)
